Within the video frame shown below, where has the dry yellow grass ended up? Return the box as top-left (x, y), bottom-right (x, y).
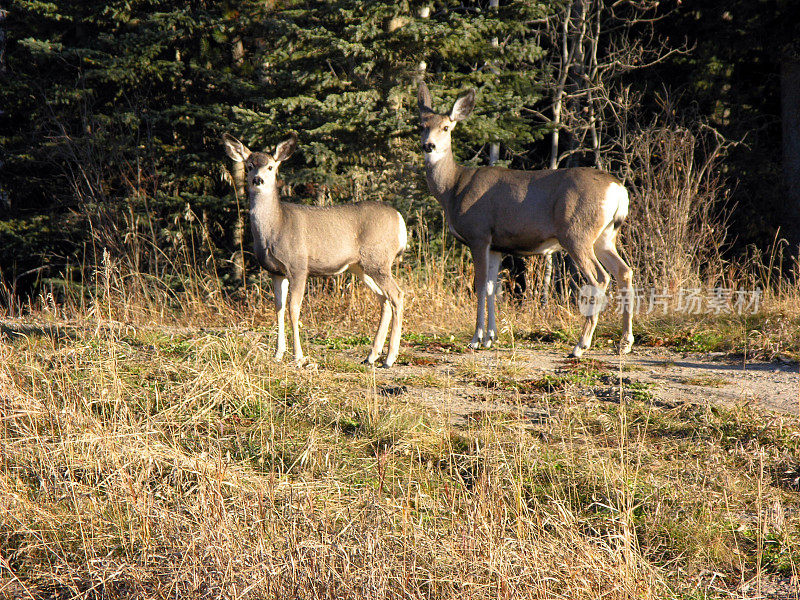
top-left (1, 252), bottom-right (799, 599)
top-left (1, 323), bottom-right (659, 599)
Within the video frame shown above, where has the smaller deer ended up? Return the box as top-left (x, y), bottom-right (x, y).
top-left (223, 133), bottom-right (407, 367)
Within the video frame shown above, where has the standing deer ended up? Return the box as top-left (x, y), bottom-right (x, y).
top-left (223, 133), bottom-right (407, 367)
top-left (417, 82), bottom-right (634, 357)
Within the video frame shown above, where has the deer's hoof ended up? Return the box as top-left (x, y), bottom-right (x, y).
top-left (568, 345), bottom-right (585, 359)
top-left (363, 355), bottom-right (387, 368)
top-left (619, 336), bottom-right (634, 355)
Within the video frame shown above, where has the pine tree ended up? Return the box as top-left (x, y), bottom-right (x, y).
top-left (0, 0), bottom-right (260, 286)
top-left (233, 0), bottom-right (551, 233)
top-left (0, 0), bottom-right (552, 289)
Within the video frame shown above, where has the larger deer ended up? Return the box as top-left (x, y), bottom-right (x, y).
top-left (223, 133), bottom-right (407, 367)
top-left (417, 82), bottom-right (633, 358)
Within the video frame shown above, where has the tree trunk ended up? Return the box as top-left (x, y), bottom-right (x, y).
top-left (564, 0), bottom-right (587, 168)
top-left (488, 0), bottom-right (526, 298)
top-left (782, 56), bottom-right (800, 247)
top-left (231, 160), bottom-right (246, 284)
top-left (231, 36), bottom-right (246, 284)
top-left (489, 0), bottom-right (500, 168)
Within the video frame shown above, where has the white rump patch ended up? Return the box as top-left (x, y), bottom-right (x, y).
top-left (604, 181), bottom-right (629, 225)
top-left (397, 213), bottom-right (408, 252)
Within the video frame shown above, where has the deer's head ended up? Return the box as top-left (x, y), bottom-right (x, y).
top-left (223, 133), bottom-right (298, 192)
top-left (417, 82), bottom-right (475, 164)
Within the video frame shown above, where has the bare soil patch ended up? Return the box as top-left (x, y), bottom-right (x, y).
top-left (349, 343), bottom-right (800, 425)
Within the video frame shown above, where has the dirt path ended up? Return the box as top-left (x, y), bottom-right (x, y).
top-left (361, 344), bottom-right (800, 425)
top-left (601, 347), bottom-right (800, 414)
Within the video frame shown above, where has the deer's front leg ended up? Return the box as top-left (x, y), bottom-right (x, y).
top-left (287, 271), bottom-right (308, 365)
top-left (272, 275), bottom-right (289, 361)
top-left (483, 250), bottom-right (502, 348)
top-left (468, 243), bottom-right (490, 350)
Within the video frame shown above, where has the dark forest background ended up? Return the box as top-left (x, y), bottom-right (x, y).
top-left (1, 0), bottom-right (799, 301)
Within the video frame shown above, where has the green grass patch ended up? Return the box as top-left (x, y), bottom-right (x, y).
top-left (403, 331), bottom-right (465, 353)
top-left (679, 374), bottom-right (729, 387)
top-left (311, 333), bottom-right (371, 350)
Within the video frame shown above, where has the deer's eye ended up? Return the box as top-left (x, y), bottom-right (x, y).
top-left (442, 125), bottom-right (449, 132)
top-left (268, 166), bottom-right (274, 171)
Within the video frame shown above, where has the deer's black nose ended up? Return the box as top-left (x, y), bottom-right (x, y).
top-left (422, 143), bottom-right (435, 153)
top-left (252, 176), bottom-right (264, 186)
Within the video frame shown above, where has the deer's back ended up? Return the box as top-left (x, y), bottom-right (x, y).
top-left (280, 201), bottom-right (405, 275)
top-left (452, 166), bottom-right (625, 250)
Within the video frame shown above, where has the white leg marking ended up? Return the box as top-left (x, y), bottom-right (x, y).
top-left (541, 253), bottom-right (554, 307)
top-left (367, 299), bottom-right (392, 364)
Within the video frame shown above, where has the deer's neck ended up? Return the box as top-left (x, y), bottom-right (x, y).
top-left (249, 185), bottom-right (283, 237)
top-left (424, 149), bottom-right (464, 215)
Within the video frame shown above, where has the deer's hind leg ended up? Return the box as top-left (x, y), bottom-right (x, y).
top-left (351, 264), bottom-right (393, 366)
top-left (595, 226), bottom-right (634, 354)
top-left (373, 266), bottom-right (404, 367)
top-left (483, 250), bottom-right (502, 348)
top-left (287, 270), bottom-right (309, 365)
top-left (358, 265), bottom-right (404, 368)
top-left (562, 240), bottom-right (611, 358)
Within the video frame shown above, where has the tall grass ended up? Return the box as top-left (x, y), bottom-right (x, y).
top-left (2, 304), bottom-right (798, 598)
top-left (6, 194), bottom-right (800, 364)
top-left (1, 318), bottom-right (667, 599)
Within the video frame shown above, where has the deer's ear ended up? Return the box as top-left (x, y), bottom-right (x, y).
top-left (223, 134), bottom-right (251, 163)
top-left (418, 81), bottom-right (433, 115)
top-left (449, 89), bottom-right (475, 122)
top-left (274, 134), bottom-right (298, 162)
